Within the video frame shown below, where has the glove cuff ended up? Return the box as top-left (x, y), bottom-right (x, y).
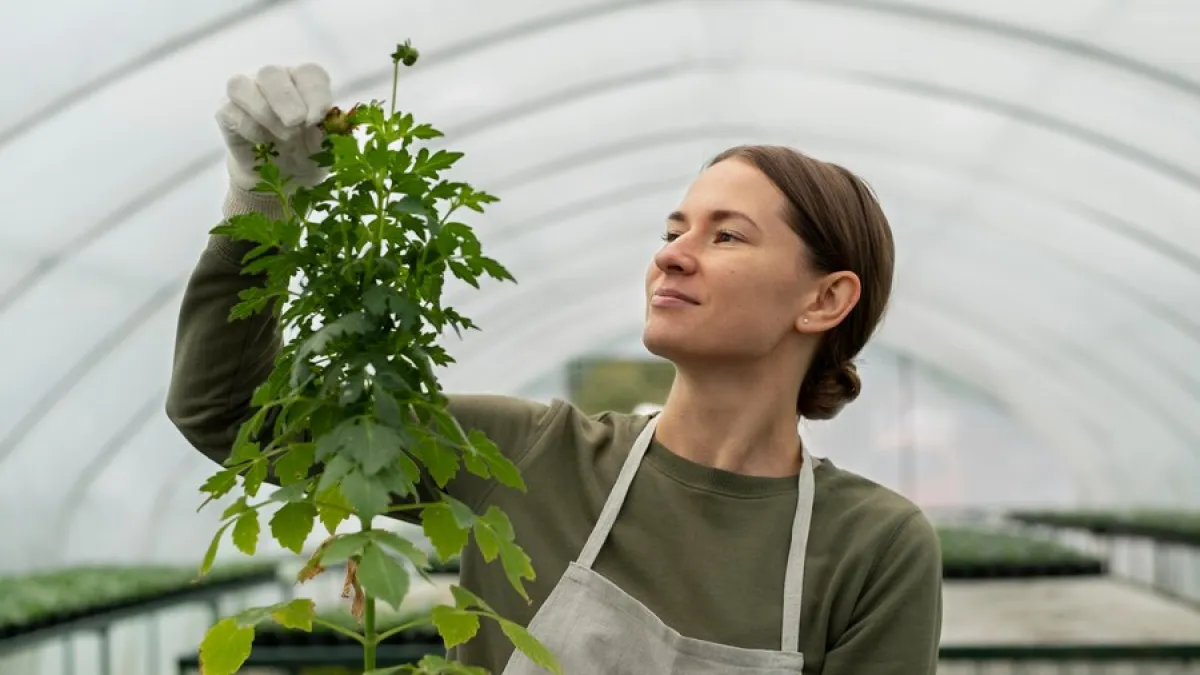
top-left (222, 184), bottom-right (286, 221)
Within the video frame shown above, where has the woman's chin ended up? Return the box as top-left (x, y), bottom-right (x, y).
top-left (642, 326), bottom-right (706, 363)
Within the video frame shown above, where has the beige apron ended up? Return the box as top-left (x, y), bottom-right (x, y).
top-left (502, 415), bottom-right (815, 674)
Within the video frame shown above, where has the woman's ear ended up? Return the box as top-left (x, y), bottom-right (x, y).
top-left (797, 271), bottom-right (861, 334)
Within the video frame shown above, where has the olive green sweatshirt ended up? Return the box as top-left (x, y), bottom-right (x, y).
top-left (167, 228), bottom-right (943, 674)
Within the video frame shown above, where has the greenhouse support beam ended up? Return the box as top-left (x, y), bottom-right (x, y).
top-left (60, 635), bottom-right (73, 675)
top-left (96, 624), bottom-right (110, 675)
top-left (145, 615), bottom-right (159, 675)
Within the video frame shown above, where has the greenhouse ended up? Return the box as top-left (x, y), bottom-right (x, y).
top-left (3, 0), bottom-right (1200, 673)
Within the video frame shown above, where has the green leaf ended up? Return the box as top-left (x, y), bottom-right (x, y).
top-left (411, 655), bottom-right (488, 675)
top-left (317, 418), bottom-right (402, 476)
top-left (373, 382), bottom-right (405, 428)
top-left (230, 439), bottom-right (262, 465)
top-left (362, 285), bottom-right (397, 317)
top-left (270, 598), bottom-right (316, 631)
top-left (358, 542), bottom-right (411, 609)
top-left (317, 454), bottom-right (355, 492)
top-left (389, 194), bottom-right (431, 218)
top-left (416, 150), bottom-right (464, 175)
top-left (317, 484), bottom-right (353, 535)
top-left (469, 429), bottom-right (526, 492)
top-left (473, 519), bottom-right (499, 563)
top-left (479, 256), bottom-right (514, 282)
top-left (498, 543), bottom-right (536, 602)
top-left (198, 617), bottom-right (255, 675)
top-left (421, 503), bottom-right (470, 561)
top-left (370, 530), bottom-right (429, 569)
top-left (499, 617), bottom-right (562, 675)
top-left (411, 123), bottom-right (443, 139)
top-left (221, 496), bottom-right (250, 521)
top-left (232, 510), bottom-right (260, 555)
top-left (408, 434), bottom-right (460, 488)
top-left (450, 584), bottom-right (494, 612)
top-left (292, 312), bottom-right (371, 386)
top-left (269, 502), bottom-right (317, 554)
top-left (477, 506), bottom-right (534, 601)
top-left (232, 605), bottom-right (274, 628)
top-left (320, 531), bottom-right (372, 564)
top-left (342, 470), bottom-right (391, 520)
top-left (244, 460), bottom-right (268, 497)
top-left (446, 495), bottom-right (477, 529)
top-left (200, 521), bottom-right (233, 575)
top-left (200, 468), bottom-right (238, 502)
top-left (213, 210), bottom-right (280, 246)
top-left (430, 605), bottom-right (479, 649)
top-left (276, 443), bottom-right (316, 485)
top-left (267, 480), bottom-right (309, 504)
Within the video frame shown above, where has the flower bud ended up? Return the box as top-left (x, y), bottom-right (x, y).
top-left (321, 105), bottom-right (359, 135)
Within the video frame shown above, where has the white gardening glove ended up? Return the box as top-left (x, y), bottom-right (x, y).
top-left (215, 63), bottom-right (334, 219)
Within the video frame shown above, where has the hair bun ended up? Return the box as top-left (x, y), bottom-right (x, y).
top-left (797, 361), bottom-right (862, 421)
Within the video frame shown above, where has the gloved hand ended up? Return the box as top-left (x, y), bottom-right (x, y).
top-left (215, 63), bottom-right (334, 218)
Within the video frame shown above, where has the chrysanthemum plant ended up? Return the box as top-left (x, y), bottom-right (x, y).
top-left (192, 41), bottom-right (561, 675)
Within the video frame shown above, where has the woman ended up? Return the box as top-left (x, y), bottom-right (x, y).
top-left (167, 64), bottom-right (942, 674)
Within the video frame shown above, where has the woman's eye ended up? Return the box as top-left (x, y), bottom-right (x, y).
top-left (661, 232), bottom-right (680, 242)
top-left (715, 230), bottom-right (740, 243)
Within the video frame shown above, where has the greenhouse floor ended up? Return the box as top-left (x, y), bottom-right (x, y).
top-left (942, 577), bottom-right (1200, 644)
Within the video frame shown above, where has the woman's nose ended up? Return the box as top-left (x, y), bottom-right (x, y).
top-left (654, 236), bottom-right (698, 275)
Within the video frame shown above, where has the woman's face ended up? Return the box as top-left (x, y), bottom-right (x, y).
top-left (642, 159), bottom-right (817, 363)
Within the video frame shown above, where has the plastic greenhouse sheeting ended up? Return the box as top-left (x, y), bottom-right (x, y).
top-left (2, 0), bottom-right (1200, 588)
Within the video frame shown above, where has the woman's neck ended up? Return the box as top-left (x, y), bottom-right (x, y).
top-left (654, 362), bottom-right (805, 478)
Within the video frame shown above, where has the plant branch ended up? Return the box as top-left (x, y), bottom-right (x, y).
top-left (374, 615), bottom-right (434, 644)
top-left (313, 617), bottom-right (367, 644)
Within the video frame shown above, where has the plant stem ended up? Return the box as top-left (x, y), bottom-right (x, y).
top-left (361, 517), bottom-right (378, 670)
top-left (390, 58), bottom-right (399, 116)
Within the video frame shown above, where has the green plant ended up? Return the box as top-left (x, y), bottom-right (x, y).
top-left (936, 527), bottom-right (1099, 567)
top-left (192, 40), bottom-right (561, 675)
top-left (0, 563), bottom-right (274, 631)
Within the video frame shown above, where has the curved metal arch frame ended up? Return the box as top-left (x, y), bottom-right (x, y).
top-left (11, 123), bottom-right (1200, 509)
top-left (0, 277), bottom-right (186, 466)
top-left (8, 0), bottom-right (1198, 321)
top-left (15, 0), bottom-right (1200, 155)
top-left (50, 390), bottom-right (166, 565)
top-left (7, 0), bottom-right (1200, 517)
top-left (9, 121), bottom-right (1198, 524)
top-left (138, 447), bottom-right (209, 560)
top-left (0, 0), bottom-right (292, 148)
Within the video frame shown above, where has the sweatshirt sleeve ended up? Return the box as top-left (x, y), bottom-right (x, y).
top-left (165, 229), bottom-right (553, 513)
top-left (165, 233), bottom-right (279, 464)
top-left (821, 509), bottom-right (944, 674)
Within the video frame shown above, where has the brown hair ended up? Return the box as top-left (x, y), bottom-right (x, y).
top-left (707, 145), bottom-right (895, 420)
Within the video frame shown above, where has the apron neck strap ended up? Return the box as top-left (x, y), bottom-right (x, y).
top-left (575, 416), bottom-right (659, 569)
top-left (574, 415), bottom-right (816, 654)
top-left (780, 444), bottom-right (815, 653)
